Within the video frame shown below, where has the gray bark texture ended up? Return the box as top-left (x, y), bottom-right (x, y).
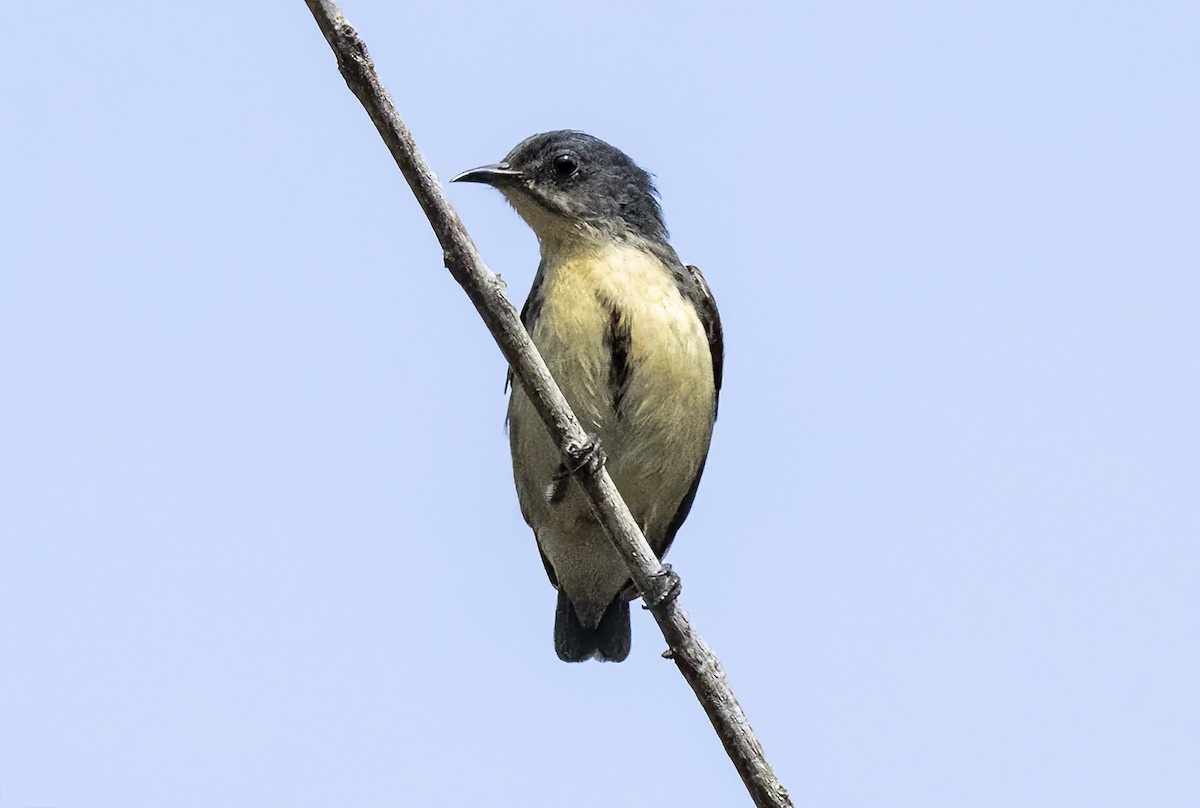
top-left (303, 3), bottom-right (793, 806)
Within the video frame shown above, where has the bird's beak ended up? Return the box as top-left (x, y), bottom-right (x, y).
top-left (451, 162), bottom-right (524, 186)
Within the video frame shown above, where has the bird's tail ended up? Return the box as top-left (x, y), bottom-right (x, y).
top-left (554, 591), bottom-right (631, 663)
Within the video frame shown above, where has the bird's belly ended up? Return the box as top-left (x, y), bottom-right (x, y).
top-left (509, 246), bottom-right (715, 550)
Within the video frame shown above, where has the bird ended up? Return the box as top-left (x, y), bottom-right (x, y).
top-left (453, 131), bottom-right (722, 662)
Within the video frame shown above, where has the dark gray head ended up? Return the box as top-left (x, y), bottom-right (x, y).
top-left (452, 131), bottom-right (668, 245)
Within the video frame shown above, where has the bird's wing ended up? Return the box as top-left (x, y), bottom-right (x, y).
top-left (683, 264), bottom-right (724, 413)
top-left (656, 263), bottom-right (723, 560)
top-left (505, 263), bottom-right (547, 394)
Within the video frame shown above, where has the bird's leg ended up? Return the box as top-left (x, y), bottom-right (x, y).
top-left (640, 564), bottom-right (682, 610)
top-left (557, 435), bottom-right (606, 479)
top-left (545, 436), bottom-right (605, 504)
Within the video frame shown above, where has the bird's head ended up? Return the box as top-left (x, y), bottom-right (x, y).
top-left (452, 130), bottom-right (667, 248)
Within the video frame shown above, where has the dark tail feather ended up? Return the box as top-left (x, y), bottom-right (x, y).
top-left (554, 591), bottom-right (631, 663)
top-left (554, 591), bottom-right (595, 662)
top-left (595, 597), bottom-right (631, 662)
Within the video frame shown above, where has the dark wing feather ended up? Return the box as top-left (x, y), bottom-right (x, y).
top-left (505, 262), bottom-right (547, 394)
top-left (683, 264), bottom-right (724, 412)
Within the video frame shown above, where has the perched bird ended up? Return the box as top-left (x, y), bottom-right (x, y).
top-left (453, 131), bottom-right (722, 662)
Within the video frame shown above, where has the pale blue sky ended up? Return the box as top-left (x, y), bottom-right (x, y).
top-left (2, 2), bottom-right (1197, 806)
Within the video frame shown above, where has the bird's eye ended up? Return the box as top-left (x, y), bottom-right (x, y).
top-left (552, 153), bottom-right (578, 179)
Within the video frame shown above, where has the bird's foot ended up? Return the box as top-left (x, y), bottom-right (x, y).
top-left (640, 564), bottom-right (682, 610)
top-left (557, 435), bottom-right (606, 479)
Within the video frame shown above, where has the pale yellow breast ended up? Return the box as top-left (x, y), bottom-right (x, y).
top-left (533, 243), bottom-right (712, 425)
top-left (528, 242), bottom-right (715, 538)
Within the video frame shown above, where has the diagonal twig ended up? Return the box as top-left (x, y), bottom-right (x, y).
top-left (302, 2), bottom-right (793, 805)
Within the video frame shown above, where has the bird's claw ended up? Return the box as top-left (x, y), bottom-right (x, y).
top-left (641, 564), bottom-right (682, 610)
top-left (558, 435), bottom-right (606, 479)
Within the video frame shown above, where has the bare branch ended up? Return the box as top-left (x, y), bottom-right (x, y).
top-left (302, 3), bottom-right (793, 806)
